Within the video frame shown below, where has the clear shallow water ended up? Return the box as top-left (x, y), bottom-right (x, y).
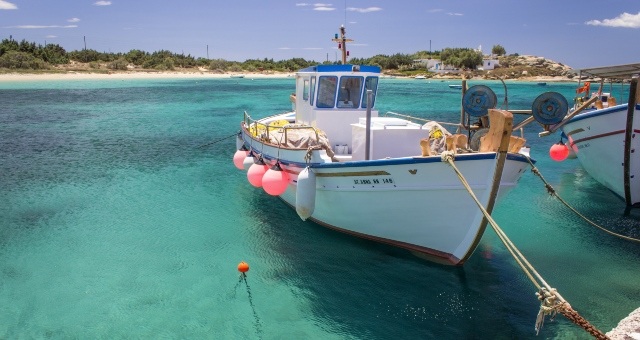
top-left (1, 77), bottom-right (638, 339)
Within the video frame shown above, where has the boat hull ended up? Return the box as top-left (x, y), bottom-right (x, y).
top-left (241, 128), bottom-right (530, 265)
top-left (563, 104), bottom-right (640, 204)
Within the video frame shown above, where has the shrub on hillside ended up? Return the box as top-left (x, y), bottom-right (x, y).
top-left (0, 51), bottom-right (48, 69)
top-left (108, 58), bottom-right (128, 70)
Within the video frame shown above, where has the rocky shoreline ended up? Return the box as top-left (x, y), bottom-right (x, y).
top-left (407, 55), bottom-right (577, 82)
top-left (607, 307), bottom-right (640, 339)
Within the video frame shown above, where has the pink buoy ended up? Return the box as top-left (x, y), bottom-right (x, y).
top-left (549, 142), bottom-right (569, 162)
top-left (247, 158), bottom-right (269, 187)
top-left (233, 149), bottom-right (248, 170)
top-left (262, 163), bottom-right (290, 196)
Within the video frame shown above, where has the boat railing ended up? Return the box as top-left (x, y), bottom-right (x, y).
top-left (243, 111), bottom-right (320, 147)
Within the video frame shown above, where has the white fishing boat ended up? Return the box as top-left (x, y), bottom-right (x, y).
top-left (232, 27), bottom-right (534, 265)
top-left (539, 63), bottom-right (640, 206)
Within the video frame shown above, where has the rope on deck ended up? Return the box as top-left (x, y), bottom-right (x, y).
top-left (441, 151), bottom-right (609, 339)
top-left (525, 157), bottom-right (640, 244)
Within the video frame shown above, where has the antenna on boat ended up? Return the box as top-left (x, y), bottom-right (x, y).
top-left (332, 25), bottom-right (353, 64)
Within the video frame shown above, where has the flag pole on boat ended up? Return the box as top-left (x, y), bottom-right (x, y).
top-left (332, 25), bottom-right (353, 64)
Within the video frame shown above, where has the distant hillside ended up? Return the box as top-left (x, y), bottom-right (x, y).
top-left (495, 55), bottom-right (573, 78)
top-left (461, 55), bottom-right (574, 80)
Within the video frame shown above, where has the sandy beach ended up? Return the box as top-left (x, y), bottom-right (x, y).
top-left (0, 70), bottom-right (575, 83)
top-left (0, 71), bottom-right (296, 82)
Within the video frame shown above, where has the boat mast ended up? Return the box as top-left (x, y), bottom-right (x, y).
top-left (332, 25), bottom-right (353, 64)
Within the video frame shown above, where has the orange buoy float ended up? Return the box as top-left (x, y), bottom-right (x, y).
top-left (237, 261), bottom-right (249, 273)
top-left (549, 142), bottom-right (569, 162)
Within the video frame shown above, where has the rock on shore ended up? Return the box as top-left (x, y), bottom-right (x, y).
top-left (487, 54), bottom-right (574, 80)
top-left (607, 307), bottom-right (640, 340)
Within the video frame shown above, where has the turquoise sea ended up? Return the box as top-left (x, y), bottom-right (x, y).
top-left (1, 76), bottom-right (638, 339)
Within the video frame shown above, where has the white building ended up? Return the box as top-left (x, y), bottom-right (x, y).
top-left (479, 58), bottom-right (499, 70)
top-left (413, 59), bottom-right (460, 73)
top-left (414, 53), bottom-right (500, 72)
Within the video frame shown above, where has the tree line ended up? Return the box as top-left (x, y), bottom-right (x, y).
top-left (0, 37), bottom-right (508, 72)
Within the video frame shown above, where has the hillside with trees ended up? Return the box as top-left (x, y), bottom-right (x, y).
top-left (0, 38), bottom-right (574, 79)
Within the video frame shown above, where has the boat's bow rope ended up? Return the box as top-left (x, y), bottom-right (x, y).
top-left (441, 151), bottom-right (608, 339)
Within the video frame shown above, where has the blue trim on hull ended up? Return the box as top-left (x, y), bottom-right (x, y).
top-left (568, 103), bottom-right (640, 124)
top-left (252, 148), bottom-right (534, 169)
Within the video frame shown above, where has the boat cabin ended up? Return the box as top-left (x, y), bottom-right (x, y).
top-left (294, 64), bottom-right (381, 152)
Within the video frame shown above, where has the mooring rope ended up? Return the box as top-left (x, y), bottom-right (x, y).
top-left (441, 151), bottom-right (608, 339)
top-left (196, 132), bottom-right (238, 149)
top-left (525, 157), bottom-right (640, 243)
top-left (233, 272), bottom-right (263, 339)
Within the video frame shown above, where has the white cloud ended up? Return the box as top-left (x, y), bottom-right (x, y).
top-left (296, 3), bottom-right (310, 6)
top-left (68, 18), bottom-right (81, 23)
top-left (314, 6), bottom-right (335, 11)
top-left (447, 12), bottom-right (463, 16)
top-left (585, 11), bottom-right (640, 28)
top-left (94, 1), bottom-right (112, 6)
top-left (314, 3), bottom-right (332, 6)
top-left (6, 25), bottom-right (78, 29)
top-left (347, 7), bottom-right (381, 13)
top-left (0, 0), bottom-right (17, 10)
top-left (278, 47), bottom-right (293, 50)
top-left (45, 35), bottom-right (57, 38)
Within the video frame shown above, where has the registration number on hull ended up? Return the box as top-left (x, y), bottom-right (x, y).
top-left (354, 178), bottom-right (394, 185)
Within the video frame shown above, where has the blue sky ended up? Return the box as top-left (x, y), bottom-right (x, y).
top-left (1, 0), bottom-right (638, 69)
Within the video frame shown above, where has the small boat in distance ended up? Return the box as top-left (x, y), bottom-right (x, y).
top-left (415, 75), bottom-right (426, 79)
top-left (233, 26), bottom-right (537, 265)
top-left (230, 74), bottom-right (245, 78)
top-left (537, 82), bottom-right (547, 86)
top-left (449, 84), bottom-right (463, 89)
top-left (539, 62), bottom-right (640, 207)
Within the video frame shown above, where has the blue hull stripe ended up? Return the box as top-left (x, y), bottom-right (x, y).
top-left (255, 151), bottom-right (533, 169)
top-left (568, 103), bottom-right (640, 124)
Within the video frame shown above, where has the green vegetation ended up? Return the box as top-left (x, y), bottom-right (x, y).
top-left (492, 44), bottom-right (506, 56)
top-left (440, 48), bottom-right (483, 70)
top-left (0, 37), bottom-right (509, 75)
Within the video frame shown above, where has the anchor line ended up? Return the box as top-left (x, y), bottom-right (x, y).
top-left (242, 273), bottom-right (263, 339)
top-left (441, 152), bottom-right (608, 339)
top-left (525, 157), bottom-right (640, 244)
top-left (196, 132), bottom-right (238, 149)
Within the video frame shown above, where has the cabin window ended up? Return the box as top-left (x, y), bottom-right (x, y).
top-left (303, 79), bottom-right (310, 101)
top-left (337, 76), bottom-right (363, 108)
top-left (310, 76), bottom-right (316, 106)
top-left (317, 76), bottom-right (338, 108)
top-left (361, 76), bottom-right (379, 108)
